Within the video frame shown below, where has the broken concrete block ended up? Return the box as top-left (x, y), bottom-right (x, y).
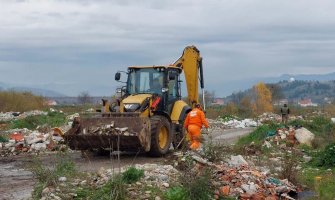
top-left (228, 155), bottom-right (248, 167)
top-left (295, 127), bottom-right (315, 146)
top-left (31, 143), bottom-right (47, 151)
top-left (241, 183), bottom-right (257, 194)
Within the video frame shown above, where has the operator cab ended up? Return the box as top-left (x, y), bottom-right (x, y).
top-left (125, 66), bottom-right (181, 113)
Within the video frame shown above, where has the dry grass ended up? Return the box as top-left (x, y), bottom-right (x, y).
top-left (0, 91), bottom-right (46, 112)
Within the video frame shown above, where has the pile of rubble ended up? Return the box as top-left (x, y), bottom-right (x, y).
top-left (212, 155), bottom-right (297, 199)
top-left (257, 113), bottom-right (282, 123)
top-left (40, 164), bottom-right (179, 200)
top-left (263, 126), bottom-right (315, 148)
top-left (0, 110), bottom-right (48, 122)
top-left (174, 152), bottom-right (298, 199)
top-left (0, 127), bottom-right (68, 156)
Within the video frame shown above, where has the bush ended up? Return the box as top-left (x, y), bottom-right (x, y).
top-left (122, 167), bottom-right (144, 184)
top-left (0, 91), bottom-right (46, 112)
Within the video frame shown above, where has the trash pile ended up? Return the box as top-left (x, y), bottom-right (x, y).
top-left (174, 152), bottom-right (298, 199)
top-left (209, 112), bottom-right (288, 130)
top-left (209, 118), bottom-right (258, 129)
top-left (82, 125), bottom-right (135, 136)
top-left (213, 155), bottom-right (297, 199)
top-left (0, 127), bottom-right (68, 157)
top-left (0, 110), bottom-right (48, 122)
top-left (257, 112), bottom-right (282, 123)
top-left (40, 164), bottom-right (179, 200)
top-left (263, 126), bottom-right (315, 148)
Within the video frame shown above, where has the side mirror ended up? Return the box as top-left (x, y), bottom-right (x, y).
top-left (115, 72), bottom-right (121, 81)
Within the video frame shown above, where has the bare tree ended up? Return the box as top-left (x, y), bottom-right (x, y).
top-left (78, 91), bottom-right (92, 104)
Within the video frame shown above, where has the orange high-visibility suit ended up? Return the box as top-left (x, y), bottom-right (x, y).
top-left (184, 108), bottom-right (209, 150)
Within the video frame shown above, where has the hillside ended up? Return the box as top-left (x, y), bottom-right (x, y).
top-left (225, 80), bottom-right (335, 104)
top-left (278, 80), bottom-right (335, 103)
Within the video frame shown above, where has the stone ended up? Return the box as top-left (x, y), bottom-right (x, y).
top-left (58, 177), bottom-right (67, 182)
top-left (155, 196), bottom-right (161, 200)
top-left (162, 182), bottom-right (169, 188)
top-left (42, 187), bottom-right (53, 196)
top-left (158, 174), bottom-right (169, 181)
top-left (295, 127), bottom-right (315, 146)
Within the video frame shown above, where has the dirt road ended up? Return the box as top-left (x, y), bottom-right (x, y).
top-left (0, 128), bottom-right (254, 200)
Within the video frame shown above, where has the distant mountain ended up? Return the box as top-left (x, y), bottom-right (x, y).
top-left (279, 72), bottom-right (335, 81)
top-left (7, 87), bottom-right (66, 97)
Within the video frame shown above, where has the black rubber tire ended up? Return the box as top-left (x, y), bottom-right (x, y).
top-left (149, 116), bottom-right (172, 157)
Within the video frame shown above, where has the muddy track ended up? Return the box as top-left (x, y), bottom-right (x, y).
top-left (0, 128), bottom-right (254, 200)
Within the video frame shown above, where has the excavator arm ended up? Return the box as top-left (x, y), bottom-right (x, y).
top-left (173, 46), bottom-right (205, 109)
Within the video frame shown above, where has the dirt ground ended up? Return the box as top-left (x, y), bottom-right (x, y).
top-left (0, 128), bottom-right (254, 200)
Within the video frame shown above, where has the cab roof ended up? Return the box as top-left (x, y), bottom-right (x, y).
top-left (128, 65), bottom-right (180, 70)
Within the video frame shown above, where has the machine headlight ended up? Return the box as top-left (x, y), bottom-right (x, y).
top-left (124, 103), bottom-right (140, 112)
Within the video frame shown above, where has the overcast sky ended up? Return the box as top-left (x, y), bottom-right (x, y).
top-left (1, 0), bottom-right (335, 96)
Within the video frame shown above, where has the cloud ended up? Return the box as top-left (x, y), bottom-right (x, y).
top-left (0, 0), bottom-right (335, 96)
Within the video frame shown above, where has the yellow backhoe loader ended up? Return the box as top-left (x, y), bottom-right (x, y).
top-left (64, 46), bottom-right (205, 156)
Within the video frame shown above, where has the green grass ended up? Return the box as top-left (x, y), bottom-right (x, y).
top-left (10, 111), bottom-right (66, 130)
top-left (236, 123), bottom-right (280, 146)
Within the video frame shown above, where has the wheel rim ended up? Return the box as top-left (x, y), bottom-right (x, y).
top-left (158, 126), bottom-right (168, 149)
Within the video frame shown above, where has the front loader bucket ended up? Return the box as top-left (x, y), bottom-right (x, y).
top-left (64, 113), bottom-right (151, 152)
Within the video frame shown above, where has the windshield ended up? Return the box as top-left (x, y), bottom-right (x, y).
top-left (127, 68), bottom-right (165, 94)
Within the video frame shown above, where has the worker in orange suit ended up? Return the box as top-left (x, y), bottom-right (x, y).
top-left (184, 103), bottom-right (209, 150)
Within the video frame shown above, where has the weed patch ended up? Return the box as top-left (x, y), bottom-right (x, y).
top-left (311, 143), bottom-right (335, 168)
top-left (122, 167), bottom-right (144, 184)
top-left (178, 157), bottom-right (213, 200)
top-left (298, 168), bottom-right (335, 200)
top-left (0, 135), bottom-right (9, 143)
top-left (0, 91), bottom-right (46, 112)
top-left (164, 186), bottom-right (189, 200)
top-left (29, 152), bottom-right (77, 199)
top-left (10, 111), bottom-right (66, 130)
